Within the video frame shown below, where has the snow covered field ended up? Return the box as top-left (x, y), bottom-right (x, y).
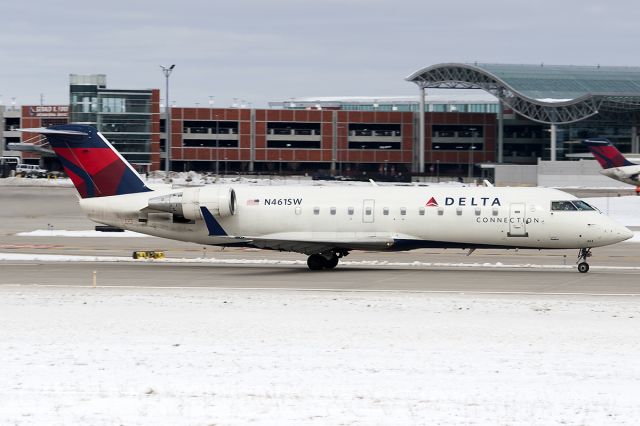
top-left (2, 287), bottom-right (640, 425)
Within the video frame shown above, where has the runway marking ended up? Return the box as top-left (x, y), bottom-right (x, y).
top-left (1, 283), bottom-right (640, 297)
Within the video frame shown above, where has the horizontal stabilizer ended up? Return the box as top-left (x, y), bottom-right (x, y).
top-left (17, 127), bottom-right (89, 136)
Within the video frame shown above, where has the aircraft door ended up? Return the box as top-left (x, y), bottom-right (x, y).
top-left (362, 199), bottom-right (375, 223)
top-left (508, 203), bottom-right (528, 237)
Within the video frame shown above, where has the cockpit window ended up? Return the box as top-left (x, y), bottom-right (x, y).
top-left (551, 201), bottom-right (577, 211)
top-left (551, 200), bottom-right (595, 211)
top-left (572, 200), bottom-right (596, 211)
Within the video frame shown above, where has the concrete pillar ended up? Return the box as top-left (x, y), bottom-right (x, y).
top-left (418, 86), bottom-right (425, 174)
top-left (249, 108), bottom-right (255, 172)
top-left (550, 123), bottom-right (557, 162)
top-left (331, 110), bottom-right (337, 174)
top-left (632, 126), bottom-right (639, 153)
top-left (0, 106), bottom-right (5, 177)
top-left (497, 100), bottom-right (504, 163)
top-left (0, 105), bottom-right (4, 160)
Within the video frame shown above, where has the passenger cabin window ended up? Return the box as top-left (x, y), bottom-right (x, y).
top-left (475, 207), bottom-right (481, 216)
top-left (348, 207), bottom-right (354, 215)
top-left (419, 207), bottom-right (425, 215)
top-left (330, 207), bottom-right (336, 215)
top-left (313, 207), bottom-right (320, 215)
top-left (400, 207), bottom-right (407, 216)
top-left (492, 207), bottom-right (499, 216)
top-left (383, 207), bottom-right (389, 215)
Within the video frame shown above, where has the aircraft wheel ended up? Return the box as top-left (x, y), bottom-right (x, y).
top-left (577, 262), bottom-right (589, 273)
top-left (307, 254), bottom-right (326, 271)
top-left (325, 255), bottom-right (339, 269)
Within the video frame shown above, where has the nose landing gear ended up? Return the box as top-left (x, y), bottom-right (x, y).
top-left (577, 248), bottom-right (592, 273)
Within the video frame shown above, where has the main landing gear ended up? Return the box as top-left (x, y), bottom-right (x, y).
top-left (577, 248), bottom-right (592, 273)
top-left (307, 250), bottom-right (348, 271)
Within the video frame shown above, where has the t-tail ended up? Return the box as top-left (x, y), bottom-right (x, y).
top-left (20, 124), bottom-right (152, 198)
top-left (582, 138), bottom-right (637, 169)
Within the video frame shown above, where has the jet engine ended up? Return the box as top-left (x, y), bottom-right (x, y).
top-left (147, 186), bottom-right (236, 220)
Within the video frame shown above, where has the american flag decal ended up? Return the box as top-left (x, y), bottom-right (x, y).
top-left (246, 198), bottom-right (260, 206)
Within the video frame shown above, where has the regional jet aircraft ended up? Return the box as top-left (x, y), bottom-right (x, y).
top-left (21, 125), bottom-right (632, 273)
top-left (582, 138), bottom-right (640, 188)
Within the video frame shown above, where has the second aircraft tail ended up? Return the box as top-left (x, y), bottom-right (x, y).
top-left (582, 138), bottom-right (637, 169)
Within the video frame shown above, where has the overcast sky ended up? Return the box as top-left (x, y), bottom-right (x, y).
top-left (2, 0), bottom-right (639, 108)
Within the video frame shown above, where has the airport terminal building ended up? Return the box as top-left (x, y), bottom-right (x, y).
top-left (3, 63), bottom-right (640, 179)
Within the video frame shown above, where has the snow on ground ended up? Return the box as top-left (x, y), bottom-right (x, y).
top-left (1, 286), bottom-right (640, 425)
top-left (16, 229), bottom-right (149, 238)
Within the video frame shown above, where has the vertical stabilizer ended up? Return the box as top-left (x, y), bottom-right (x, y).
top-left (582, 138), bottom-right (636, 168)
top-left (21, 124), bottom-right (152, 198)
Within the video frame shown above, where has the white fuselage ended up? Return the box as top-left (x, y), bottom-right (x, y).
top-left (78, 185), bottom-right (632, 252)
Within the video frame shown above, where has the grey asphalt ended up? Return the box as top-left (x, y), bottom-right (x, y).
top-left (1, 184), bottom-right (639, 294)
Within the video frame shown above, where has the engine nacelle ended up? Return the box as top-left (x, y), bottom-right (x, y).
top-left (199, 186), bottom-right (236, 218)
top-left (147, 186), bottom-right (236, 220)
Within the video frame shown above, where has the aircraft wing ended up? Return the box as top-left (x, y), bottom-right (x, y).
top-left (200, 206), bottom-right (397, 254)
top-left (241, 234), bottom-right (395, 255)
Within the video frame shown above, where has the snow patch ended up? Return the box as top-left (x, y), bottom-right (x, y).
top-left (16, 229), bottom-right (150, 238)
top-left (1, 286), bottom-right (640, 424)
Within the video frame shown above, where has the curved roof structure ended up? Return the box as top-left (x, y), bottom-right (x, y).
top-left (406, 63), bottom-right (640, 124)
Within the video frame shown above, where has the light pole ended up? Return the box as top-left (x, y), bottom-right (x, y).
top-left (160, 64), bottom-right (175, 177)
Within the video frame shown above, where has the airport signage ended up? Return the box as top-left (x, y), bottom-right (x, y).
top-left (28, 105), bottom-right (69, 118)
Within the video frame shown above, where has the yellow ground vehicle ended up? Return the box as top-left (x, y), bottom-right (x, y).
top-left (132, 251), bottom-right (165, 259)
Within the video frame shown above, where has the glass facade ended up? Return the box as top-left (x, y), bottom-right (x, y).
top-left (69, 76), bottom-right (154, 166)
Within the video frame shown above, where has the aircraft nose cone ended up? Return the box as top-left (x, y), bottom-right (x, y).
top-left (618, 226), bottom-right (634, 242)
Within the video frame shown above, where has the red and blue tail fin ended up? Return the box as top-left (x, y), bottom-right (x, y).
top-left (25, 124), bottom-right (152, 198)
top-left (582, 138), bottom-right (636, 169)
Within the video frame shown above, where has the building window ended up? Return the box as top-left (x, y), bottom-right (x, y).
top-left (183, 139), bottom-right (238, 148)
top-left (266, 140), bottom-right (320, 149)
top-left (267, 122), bottom-right (321, 136)
top-left (348, 123), bottom-right (401, 137)
top-left (183, 120), bottom-right (239, 134)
